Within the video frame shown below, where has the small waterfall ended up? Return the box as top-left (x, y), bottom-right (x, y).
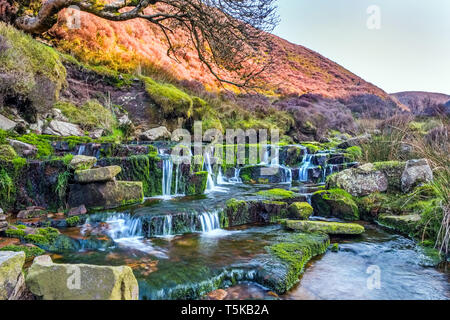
top-left (162, 215), bottom-right (173, 236)
top-left (162, 156), bottom-right (174, 197)
top-left (217, 168), bottom-right (226, 184)
top-left (198, 211), bottom-right (220, 232)
top-left (299, 153), bottom-right (313, 182)
top-left (270, 145), bottom-right (279, 166)
top-left (230, 168), bottom-right (242, 183)
top-left (203, 152), bottom-right (215, 192)
top-left (102, 213), bottom-right (143, 240)
top-left (217, 167), bottom-right (242, 184)
top-left (77, 145), bottom-right (86, 156)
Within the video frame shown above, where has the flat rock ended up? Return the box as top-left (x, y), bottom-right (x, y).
top-left (377, 214), bottom-right (421, 235)
top-left (43, 120), bottom-right (84, 137)
top-left (283, 220), bottom-right (365, 235)
top-left (75, 166), bottom-right (122, 183)
top-left (25, 255), bottom-right (139, 300)
top-left (140, 126), bottom-right (171, 141)
top-left (7, 139), bottom-right (37, 157)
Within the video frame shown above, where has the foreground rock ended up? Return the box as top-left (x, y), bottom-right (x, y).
top-left (282, 220), bottom-right (365, 235)
top-left (401, 159), bottom-right (433, 193)
top-left (0, 251), bottom-right (26, 300)
top-left (377, 214), bottom-right (421, 236)
top-left (68, 181), bottom-right (144, 209)
top-left (26, 255), bottom-right (139, 300)
top-left (75, 166), bottom-right (122, 183)
top-left (69, 155), bottom-right (97, 171)
top-left (140, 126), bottom-right (171, 141)
top-left (327, 163), bottom-right (388, 196)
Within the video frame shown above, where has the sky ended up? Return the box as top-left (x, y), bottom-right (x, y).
top-left (273, 0), bottom-right (450, 95)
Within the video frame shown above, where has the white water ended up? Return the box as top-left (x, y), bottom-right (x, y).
top-left (162, 157), bottom-right (173, 197)
top-left (77, 145), bottom-right (86, 156)
top-left (299, 153), bottom-right (313, 182)
top-left (198, 211), bottom-right (221, 232)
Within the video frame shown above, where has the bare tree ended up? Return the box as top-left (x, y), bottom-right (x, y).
top-left (1, 0), bottom-right (279, 87)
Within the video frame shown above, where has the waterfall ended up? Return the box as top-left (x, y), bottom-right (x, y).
top-left (217, 168), bottom-right (226, 184)
top-left (217, 167), bottom-right (242, 184)
top-left (203, 152), bottom-right (216, 192)
top-left (299, 153), bottom-right (313, 182)
top-left (77, 145), bottom-right (86, 156)
top-left (269, 145), bottom-right (279, 166)
top-left (162, 215), bottom-right (173, 236)
top-left (198, 211), bottom-right (220, 232)
top-left (162, 156), bottom-right (174, 197)
top-left (102, 213), bottom-right (143, 240)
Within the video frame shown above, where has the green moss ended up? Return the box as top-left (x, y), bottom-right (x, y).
top-left (15, 134), bottom-right (53, 158)
top-left (5, 228), bottom-right (26, 238)
top-left (0, 245), bottom-right (45, 259)
top-left (345, 146), bottom-right (362, 161)
top-left (288, 202), bottom-right (313, 220)
top-left (283, 220), bottom-right (365, 234)
top-left (11, 157), bottom-right (27, 171)
top-left (24, 234), bottom-right (49, 246)
top-left (0, 145), bottom-right (17, 161)
top-left (0, 22), bottom-right (66, 105)
top-left (312, 188), bottom-right (359, 221)
top-left (256, 188), bottom-right (295, 200)
top-left (0, 168), bottom-right (15, 205)
top-left (186, 171), bottom-right (208, 196)
top-left (66, 216), bottom-right (81, 227)
top-left (55, 100), bottom-right (117, 132)
top-left (142, 76), bottom-right (193, 118)
top-left (265, 232), bottom-right (330, 293)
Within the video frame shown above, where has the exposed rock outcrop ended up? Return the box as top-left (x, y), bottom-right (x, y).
top-left (26, 255), bottom-right (139, 300)
top-left (43, 120), bottom-right (84, 137)
top-left (140, 126), bottom-right (171, 141)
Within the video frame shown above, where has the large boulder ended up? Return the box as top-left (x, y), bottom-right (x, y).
top-left (0, 251), bottom-right (26, 300)
top-left (43, 120), bottom-right (84, 137)
top-left (0, 114), bottom-right (16, 131)
top-left (327, 163), bottom-right (388, 197)
top-left (68, 181), bottom-right (144, 209)
top-left (69, 155), bottom-right (97, 171)
top-left (401, 159), bottom-right (433, 193)
top-left (7, 139), bottom-right (37, 158)
top-left (26, 255), bottom-right (138, 300)
top-left (311, 189), bottom-right (359, 221)
top-left (74, 166), bottom-right (122, 183)
top-left (282, 220), bottom-right (365, 235)
top-left (140, 126), bottom-right (171, 141)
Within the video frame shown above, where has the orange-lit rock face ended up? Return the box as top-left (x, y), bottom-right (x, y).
top-left (50, 4), bottom-right (389, 100)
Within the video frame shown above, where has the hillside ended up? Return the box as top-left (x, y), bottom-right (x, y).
top-left (391, 91), bottom-right (450, 115)
top-left (49, 8), bottom-right (399, 115)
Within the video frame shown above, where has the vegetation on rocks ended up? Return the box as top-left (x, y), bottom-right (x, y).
top-left (311, 188), bottom-right (359, 221)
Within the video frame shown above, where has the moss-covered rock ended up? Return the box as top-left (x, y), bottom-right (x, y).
top-left (68, 181), bottom-right (144, 210)
top-left (186, 171), bottom-right (208, 196)
top-left (257, 232), bottom-right (330, 294)
top-left (311, 189), bottom-right (359, 221)
top-left (239, 165), bottom-right (292, 184)
top-left (256, 188), bottom-right (295, 200)
top-left (282, 220), bottom-right (365, 235)
top-left (0, 245), bottom-right (45, 259)
top-left (74, 166), bottom-right (122, 183)
top-left (0, 145), bottom-right (17, 161)
top-left (0, 251), bottom-right (26, 300)
top-left (26, 255), bottom-right (139, 300)
top-left (377, 214), bottom-right (421, 236)
top-left (288, 202), bottom-right (313, 220)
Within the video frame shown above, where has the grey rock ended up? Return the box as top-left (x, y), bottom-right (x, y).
top-left (401, 159), bottom-right (433, 193)
top-left (7, 138), bottom-right (37, 157)
top-left (140, 126), bottom-right (171, 141)
top-left (0, 251), bottom-right (26, 300)
top-left (0, 114), bottom-right (16, 131)
top-left (43, 120), bottom-right (84, 137)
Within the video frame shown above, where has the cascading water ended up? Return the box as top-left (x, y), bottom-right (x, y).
top-left (299, 153), bottom-right (313, 182)
top-left (77, 145), bottom-right (86, 156)
top-left (203, 152), bottom-right (216, 192)
top-left (162, 155), bottom-right (174, 197)
top-left (198, 211), bottom-right (221, 233)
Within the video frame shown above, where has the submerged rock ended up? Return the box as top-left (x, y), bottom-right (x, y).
top-left (311, 189), bottom-right (359, 221)
top-left (327, 163), bottom-right (388, 197)
top-left (401, 159), bottom-right (433, 193)
top-left (0, 251), bottom-right (26, 300)
top-left (68, 181), bottom-right (144, 210)
top-left (282, 220), bottom-right (365, 235)
top-left (26, 255), bottom-right (139, 300)
top-left (74, 166), bottom-right (122, 183)
top-left (69, 155), bottom-right (97, 171)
